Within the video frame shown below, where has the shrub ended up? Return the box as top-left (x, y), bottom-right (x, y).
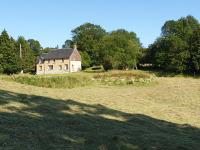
top-left (93, 70), bottom-right (154, 86)
top-left (84, 66), bottom-right (105, 73)
top-left (11, 74), bottom-right (92, 89)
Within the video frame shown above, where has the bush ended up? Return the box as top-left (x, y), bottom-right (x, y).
top-left (10, 74), bottom-right (92, 89)
top-left (4, 71), bottom-right (154, 88)
top-left (93, 70), bottom-right (154, 86)
top-left (84, 66), bottom-right (105, 73)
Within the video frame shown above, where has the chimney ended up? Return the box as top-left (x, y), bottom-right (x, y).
top-left (74, 44), bottom-right (77, 50)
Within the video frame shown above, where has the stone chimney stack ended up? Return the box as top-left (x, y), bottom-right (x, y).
top-left (74, 44), bottom-right (77, 50)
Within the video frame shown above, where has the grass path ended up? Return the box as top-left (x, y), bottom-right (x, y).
top-left (0, 77), bottom-right (200, 149)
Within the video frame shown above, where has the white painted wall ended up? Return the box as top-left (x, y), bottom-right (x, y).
top-left (70, 61), bottom-right (82, 72)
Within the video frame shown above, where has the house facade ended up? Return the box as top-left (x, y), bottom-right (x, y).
top-left (36, 47), bottom-right (81, 75)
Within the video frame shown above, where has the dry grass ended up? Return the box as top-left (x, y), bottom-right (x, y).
top-left (93, 70), bottom-right (154, 86)
top-left (0, 73), bottom-right (200, 149)
top-left (94, 70), bottom-right (152, 79)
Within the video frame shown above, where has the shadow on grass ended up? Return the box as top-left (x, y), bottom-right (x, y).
top-left (0, 90), bottom-right (200, 150)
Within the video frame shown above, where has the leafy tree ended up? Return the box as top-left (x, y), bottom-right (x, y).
top-left (98, 29), bottom-right (141, 70)
top-left (148, 16), bottom-right (200, 72)
top-left (71, 23), bottom-right (106, 66)
top-left (138, 47), bottom-right (150, 65)
top-left (153, 36), bottom-right (189, 72)
top-left (79, 51), bottom-right (91, 69)
top-left (17, 37), bottom-right (35, 73)
top-left (189, 28), bottom-right (200, 72)
top-left (161, 15), bottom-right (199, 41)
top-left (28, 39), bottom-right (42, 56)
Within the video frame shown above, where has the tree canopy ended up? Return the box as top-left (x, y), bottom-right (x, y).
top-left (189, 27), bottom-right (200, 72)
top-left (28, 39), bottom-right (42, 57)
top-left (71, 23), bottom-right (107, 67)
top-left (69, 23), bottom-right (142, 70)
top-left (145, 15), bottom-right (200, 73)
top-left (0, 30), bottom-right (40, 74)
top-left (97, 29), bottom-right (141, 70)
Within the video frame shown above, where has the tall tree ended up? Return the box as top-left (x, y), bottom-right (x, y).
top-left (153, 36), bottom-right (189, 71)
top-left (71, 23), bottom-right (106, 66)
top-left (98, 29), bottom-right (141, 70)
top-left (148, 15), bottom-right (200, 72)
top-left (189, 28), bottom-right (200, 72)
top-left (0, 30), bottom-right (21, 74)
top-left (28, 39), bottom-right (42, 57)
top-left (17, 37), bottom-right (35, 73)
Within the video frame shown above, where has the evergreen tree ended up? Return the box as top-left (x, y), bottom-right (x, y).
top-left (0, 30), bottom-right (21, 74)
top-left (189, 28), bottom-right (200, 72)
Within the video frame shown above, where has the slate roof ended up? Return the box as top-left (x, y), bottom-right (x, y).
top-left (40, 48), bottom-right (74, 60)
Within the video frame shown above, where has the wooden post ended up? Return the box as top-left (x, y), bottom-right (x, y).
top-left (20, 44), bottom-right (23, 74)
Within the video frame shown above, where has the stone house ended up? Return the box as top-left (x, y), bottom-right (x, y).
top-left (36, 46), bottom-right (81, 75)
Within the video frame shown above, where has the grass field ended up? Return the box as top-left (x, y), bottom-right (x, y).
top-left (0, 71), bottom-right (200, 149)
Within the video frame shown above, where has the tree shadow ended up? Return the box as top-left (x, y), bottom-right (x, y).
top-left (0, 90), bottom-right (200, 150)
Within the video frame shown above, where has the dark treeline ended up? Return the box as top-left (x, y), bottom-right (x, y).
top-left (142, 15), bottom-right (200, 73)
top-left (0, 30), bottom-right (38, 74)
top-left (0, 30), bottom-right (56, 74)
top-left (0, 30), bottom-right (47, 74)
top-left (0, 15), bottom-right (200, 74)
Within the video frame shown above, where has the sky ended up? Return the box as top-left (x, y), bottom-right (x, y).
top-left (0, 0), bottom-right (200, 48)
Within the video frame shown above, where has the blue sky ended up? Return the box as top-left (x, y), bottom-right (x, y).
top-left (0, 0), bottom-right (200, 48)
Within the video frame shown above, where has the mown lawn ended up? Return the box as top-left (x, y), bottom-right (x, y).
top-left (0, 72), bottom-right (200, 150)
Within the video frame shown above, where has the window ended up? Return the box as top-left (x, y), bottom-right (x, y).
top-left (65, 64), bottom-right (68, 70)
top-left (39, 66), bottom-right (42, 71)
top-left (48, 65), bottom-right (53, 71)
top-left (62, 58), bottom-right (64, 63)
top-left (59, 65), bottom-right (62, 70)
top-left (72, 64), bottom-right (74, 71)
top-left (53, 59), bottom-right (55, 63)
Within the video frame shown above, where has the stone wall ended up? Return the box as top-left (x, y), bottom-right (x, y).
top-left (36, 59), bottom-right (70, 75)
